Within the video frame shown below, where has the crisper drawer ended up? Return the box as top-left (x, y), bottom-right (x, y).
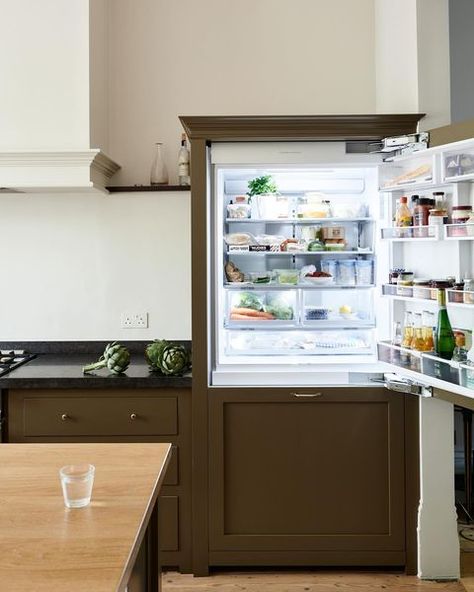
top-left (23, 396), bottom-right (178, 437)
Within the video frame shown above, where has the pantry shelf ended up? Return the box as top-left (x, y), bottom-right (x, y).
top-left (226, 250), bottom-right (374, 256)
top-left (224, 283), bottom-right (375, 290)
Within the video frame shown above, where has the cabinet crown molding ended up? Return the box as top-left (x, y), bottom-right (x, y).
top-left (0, 149), bottom-right (120, 194)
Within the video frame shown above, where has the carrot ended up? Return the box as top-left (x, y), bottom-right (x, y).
top-left (231, 307), bottom-right (274, 319)
top-left (230, 313), bottom-right (272, 321)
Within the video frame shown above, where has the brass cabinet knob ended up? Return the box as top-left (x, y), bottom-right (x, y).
top-left (61, 413), bottom-right (68, 421)
top-left (130, 413), bottom-right (137, 420)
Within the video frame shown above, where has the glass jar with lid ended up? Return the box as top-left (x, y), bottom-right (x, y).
top-left (464, 278), bottom-right (474, 304)
top-left (397, 271), bottom-right (414, 296)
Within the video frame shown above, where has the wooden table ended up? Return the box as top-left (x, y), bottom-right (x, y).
top-left (0, 442), bottom-right (171, 592)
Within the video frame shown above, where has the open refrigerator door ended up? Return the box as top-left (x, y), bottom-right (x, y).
top-left (209, 142), bottom-right (389, 386)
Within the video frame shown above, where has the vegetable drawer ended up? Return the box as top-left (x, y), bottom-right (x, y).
top-left (22, 396), bottom-right (178, 437)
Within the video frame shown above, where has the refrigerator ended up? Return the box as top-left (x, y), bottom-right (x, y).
top-left (209, 138), bottom-right (474, 393)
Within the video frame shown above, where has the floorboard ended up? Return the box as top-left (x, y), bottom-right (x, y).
top-left (163, 570), bottom-right (465, 591)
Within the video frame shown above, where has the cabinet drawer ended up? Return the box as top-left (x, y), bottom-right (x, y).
top-left (23, 396), bottom-right (177, 437)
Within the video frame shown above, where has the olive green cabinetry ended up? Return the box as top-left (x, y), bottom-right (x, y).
top-left (5, 387), bottom-right (192, 573)
top-left (208, 387), bottom-right (416, 569)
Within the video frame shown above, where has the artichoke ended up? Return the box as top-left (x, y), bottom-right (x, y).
top-left (146, 340), bottom-right (191, 376)
top-left (145, 339), bottom-right (168, 369)
top-left (82, 341), bottom-right (130, 375)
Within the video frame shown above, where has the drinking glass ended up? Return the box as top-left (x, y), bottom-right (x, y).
top-left (60, 464), bottom-right (95, 508)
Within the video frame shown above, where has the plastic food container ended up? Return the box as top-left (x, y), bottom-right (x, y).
top-left (397, 271), bottom-right (414, 296)
top-left (305, 307), bottom-right (330, 320)
top-left (355, 260), bottom-right (373, 285)
top-left (337, 260), bottom-right (356, 286)
top-left (247, 271), bottom-right (273, 284)
top-left (275, 269), bottom-right (300, 285)
top-left (227, 203), bottom-right (251, 219)
top-left (321, 260), bottom-right (337, 277)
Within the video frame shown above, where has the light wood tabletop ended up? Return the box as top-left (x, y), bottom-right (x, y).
top-left (0, 442), bottom-right (171, 592)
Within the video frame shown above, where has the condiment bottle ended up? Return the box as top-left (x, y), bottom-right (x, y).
top-left (452, 332), bottom-right (468, 362)
top-left (410, 312), bottom-right (425, 351)
top-left (396, 196), bottom-right (412, 227)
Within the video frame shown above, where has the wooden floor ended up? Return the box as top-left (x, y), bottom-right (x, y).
top-left (163, 570), bottom-right (466, 591)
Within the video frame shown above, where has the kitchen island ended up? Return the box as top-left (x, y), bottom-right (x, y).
top-left (0, 442), bottom-right (171, 591)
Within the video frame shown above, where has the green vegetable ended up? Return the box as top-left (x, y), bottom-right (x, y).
top-left (308, 240), bottom-right (324, 252)
top-left (265, 298), bottom-right (294, 320)
top-left (238, 292), bottom-right (264, 311)
top-left (145, 339), bottom-right (168, 369)
top-left (146, 340), bottom-right (191, 376)
top-left (247, 175), bottom-right (277, 197)
top-left (82, 342), bottom-right (130, 375)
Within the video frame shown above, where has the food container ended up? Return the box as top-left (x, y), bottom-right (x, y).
top-left (300, 226), bottom-right (319, 241)
top-left (430, 280), bottom-right (453, 300)
top-left (302, 274), bottom-right (334, 285)
top-left (412, 279), bottom-right (431, 299)
top-left (355, 259), bottom-right (373, 285)
top-left (305, 307), bottom-right (330, 320)
top-left (464, 278), bottom-right (474, 304)
top-left (413, 198), bottom-right (434, 237)
top-left (321, 226), bottom-right (345, 240)
top-left (247, 271), bottom-right (273, 284)
top-left (321, 260), bottom-right (337, 277)
top-left (297, 193), bottom-right (331, 218)
top-left (337, 259), bottom-right (356, 286)
top-left (389, 269), bottom-right (404, 284)
top-left (451, 206), bottom-right (473, 236)
top-left (227, 203), bottom-right (251, 219)
top-left (324, 241), bottom-right (346, 251)
top-left (428, 209), bottom-right (445, 227)
top-left (274, 269), bottom-right (300, 285)
top-left (397, 271), bottom-right (414, 296)
top-left (451, 282), bottom-right (465, 302)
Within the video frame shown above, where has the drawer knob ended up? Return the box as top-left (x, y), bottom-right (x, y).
top-left (61, 413), bottom-right (69, 421)
top-left (130, 413), bottom-right (137, 420)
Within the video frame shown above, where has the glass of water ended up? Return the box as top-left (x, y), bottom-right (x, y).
top-left (59, 464), bottom-right (95, 508)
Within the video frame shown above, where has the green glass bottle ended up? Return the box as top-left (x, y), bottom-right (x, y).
top-left (436, 289), bottom-right (455, 360)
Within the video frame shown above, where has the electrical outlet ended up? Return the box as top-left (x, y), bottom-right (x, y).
top-left (121, 312), bottom-right (149, 329)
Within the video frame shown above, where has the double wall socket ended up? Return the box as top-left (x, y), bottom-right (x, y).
top-left (121, 312), bottom-right (149, 329)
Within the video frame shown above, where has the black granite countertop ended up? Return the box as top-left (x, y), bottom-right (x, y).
top-left (0, 342), bottom-right (192, 389)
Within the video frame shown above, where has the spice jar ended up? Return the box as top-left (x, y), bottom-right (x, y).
top-left (389, 268), bottom-right (404, 284)
top-left (451, 282), bottom-right (465, 303)
top-left (397, 271), bottom-right (414, 296)
top-left (413, 198), bottom-right (434, 237)
top-left (464, 278), bottom-right (474, 304)
top-left (430, 280), bottom-right (454, 300)
top-left (428, 209), bottom-right (445, 227)
top-left (412, 279), bottom-right (431, 299)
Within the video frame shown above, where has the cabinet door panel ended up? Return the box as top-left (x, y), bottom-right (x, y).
top-left (209, 388), bottom-right (405, 553)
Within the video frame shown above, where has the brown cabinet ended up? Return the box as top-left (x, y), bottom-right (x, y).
top-left (208, 387), bottom-right (412, 568)
top-left (5, 387), bottom-right (191, 572)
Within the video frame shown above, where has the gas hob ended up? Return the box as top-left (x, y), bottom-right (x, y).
top-left (0, 351), bottom-right (36, 377)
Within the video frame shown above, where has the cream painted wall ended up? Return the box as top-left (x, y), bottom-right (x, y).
top-left (0, 192), bottom-right (191, 340)
top-left (108, 0), bottom-right (377, 185)
top-left (0, 0), bottom-right (90, 150)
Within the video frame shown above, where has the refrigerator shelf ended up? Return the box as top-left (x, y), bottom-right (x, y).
top-left (225, 283), bottom-right (375, 290)
top-left (444, 223), bottom-right (474, 240)
top-left (378, 341), bottom-right (467, 386)
top-left (224, 320), bottom-right (375, 330)
top-left (225, 217), bottom-right (375, 224)
top-left (446, 289), bottom-right (474, 307)
top-left (225, 320), bottom-right (298, 329)
top-left (226, 250), bottom-right (374, 256)
top-left (381, 283), bottom-right (438, 304)
top-left (381, 225), bottom-right (441, 241)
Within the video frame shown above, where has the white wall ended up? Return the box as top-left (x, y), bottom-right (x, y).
top-left (108, 0), bottom-right (377, 185)
top-left (0, 0), bottom-right (90, 150)
top-left (0, 192), bottom-right (191, 340)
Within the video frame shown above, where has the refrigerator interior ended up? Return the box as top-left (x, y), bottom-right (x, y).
top-left (212, 163), bottom-right (390, 381)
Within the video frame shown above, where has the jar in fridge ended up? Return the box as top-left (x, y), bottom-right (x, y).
top-left (355, 259), bottom-right (373, 285)
top-left (337, 259), bottom-right (356, 286)
top-left (413, 198), bottom-right (434, 237)
top-left (451, 205), bottom-right (472, 236)
top-left (451, 282), bottom-right (465, 303)
top-left (464, 278), bottom-right (474, 304)
top-left (428, 209), bottom-right (445, 227)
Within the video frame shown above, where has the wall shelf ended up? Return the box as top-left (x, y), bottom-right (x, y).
top-left (107, 184), bottom-right (190, 193)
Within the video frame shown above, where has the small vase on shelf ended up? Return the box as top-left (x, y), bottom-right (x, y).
top-left (150, 142), bottom-right (169, 185)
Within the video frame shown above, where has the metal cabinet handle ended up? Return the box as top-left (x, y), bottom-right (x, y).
top-left (291, 392), bottom-right (322, 398)
top-left (130, 413), bottom-right (137, 420)
top-left (61, 413), bottom-right (68, 421)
